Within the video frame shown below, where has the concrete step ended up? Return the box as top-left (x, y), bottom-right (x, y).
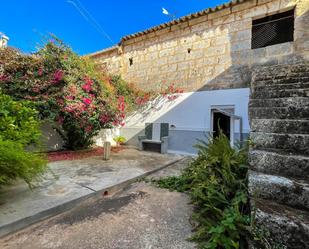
top-left (253, 82), bottom-right (309, 92)
top-left (250, 119), bottom-right (309, 135)
top-left (249, 149), bottom-right (309, 180)
top-left (252, 198), bottom-right (309, 249)
top-left (251, 132), bottom-right (309, 156)
top-left (249, 97), bottom-right (309, 108)
top-left (249, 106), bottom-right (309, 119)
top-left (250, 88), bottom-right (309, 99)
top-left (249, 171), bottom-right (309, 210)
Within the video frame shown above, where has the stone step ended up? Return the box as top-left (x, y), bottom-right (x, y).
top-left (253, 63), bottom-right (308, 73)
top-left (249, 171), bottom-right (309, 210)
top-left (249, 149), bottom-right (309, 180)
top-left (251, 132), bottom-right (309, 156)
top-left (252, 76), bottom-right (309, 87)
top-left (251, 198), bottom-right (309, 249)
top-left (249, 97), bottom-right (309, 108)
top-left (252, 63), bottom-right (309, 82)
top-left (250, 88), bottom-right (309, 99)
top-left (250, 119), bottom-right (309, 135)
top-left (249, 106), bottom-right (309, 120)
top-left (251, 82), bottom-right (309, 94)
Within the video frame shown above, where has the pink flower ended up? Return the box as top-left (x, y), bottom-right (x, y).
top-left (38, 67), bottom-right (43, 76)
top-left (84, 76), bottom-right (93, 86)
top-left (52, 70), bottom-right (63, 83)
top-left (66, 95), bottom-right (75, 100)
top-left (83, 98), bottom-right (92, 105)
top-left (82, 83), bottom-right (92, 92)
top-left (100, 114), bottom-right (110, 123)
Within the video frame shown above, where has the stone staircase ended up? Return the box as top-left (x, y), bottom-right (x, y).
top-left (248, 63), bottom-right (309, 249)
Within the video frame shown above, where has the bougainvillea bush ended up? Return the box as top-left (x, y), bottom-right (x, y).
top-left (0, 92), bottom-right (47, 187)
top-left (0, 38), bottom-right (127, 150)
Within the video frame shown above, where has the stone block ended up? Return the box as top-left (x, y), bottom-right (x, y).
top-left (231, 40), bottom-right (251, 52)
top-left (250, 118), bottom-right (309, 134)
top-left (266, 42), bottom-right (293, 56)
top-left (251, 132), bottom-right (309, 156)
top-left (251, 198), bottom-right (309, 249)
top-left (249, 149), bottom-right (309, 179)
top-left (249, 171), bottom-right (309, 210)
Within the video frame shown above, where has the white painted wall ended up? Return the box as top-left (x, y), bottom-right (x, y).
top-left (124, 88), bottom-right (250, 133)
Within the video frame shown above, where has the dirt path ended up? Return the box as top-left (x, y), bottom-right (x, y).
top-left (0, 158), bottom-right (195, 249)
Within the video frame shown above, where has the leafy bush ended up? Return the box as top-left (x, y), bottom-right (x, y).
top-left (0, 92), bottom-right (47, 187)
top-left (0, 140), bottom-right (46, 187)
top-left (0, 93), bottom-right (41, 145)
top-left (153, 134), bottom-right (250, 249)
top-left (0, 38), bottom-right (126, 150)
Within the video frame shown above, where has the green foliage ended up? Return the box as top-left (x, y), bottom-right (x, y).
top-left (0, 93), bottom-right (41, 145)
top-left (0, 92), bottom-right (47, 187)
top-left (0, 140), bottom-right (46, 188)
top-left (153, 134), bottom-right (250, 249)
top-left (0, 37), bottom-right (127, 150)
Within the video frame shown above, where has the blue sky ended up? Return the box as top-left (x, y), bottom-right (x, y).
top-left (1, 0), bottom-right (226, 55)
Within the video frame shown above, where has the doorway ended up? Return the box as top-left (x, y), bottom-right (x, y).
top-left (213, 111), bottom-right (231, 139)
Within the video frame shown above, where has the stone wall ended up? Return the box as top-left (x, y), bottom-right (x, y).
top-left (90, 0), bottom-right (309, 92)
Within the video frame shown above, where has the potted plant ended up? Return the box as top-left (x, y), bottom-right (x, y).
top-left (113, 136), bottom-right (126, 147)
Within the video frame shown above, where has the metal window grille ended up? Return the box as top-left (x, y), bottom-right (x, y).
top-left (251, 9), bottom-right (294, 49)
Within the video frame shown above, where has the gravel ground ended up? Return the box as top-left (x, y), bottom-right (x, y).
top-left (0, 158), bottom-right (196, 249)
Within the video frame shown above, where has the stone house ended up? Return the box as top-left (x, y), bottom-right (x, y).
top-left (90, 0), bottom-right (309, 154)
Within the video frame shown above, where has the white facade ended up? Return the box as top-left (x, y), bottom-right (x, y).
top-left (120, 87), bottom-right (250, 154)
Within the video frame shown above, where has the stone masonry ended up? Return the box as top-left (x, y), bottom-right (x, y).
top-left (248, 63), bottom-right (309, 248)
top-left (90, 0), bottom-right (309, 92)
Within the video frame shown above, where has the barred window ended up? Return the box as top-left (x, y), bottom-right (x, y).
top-left (251, 9), bottom-right (294, 49)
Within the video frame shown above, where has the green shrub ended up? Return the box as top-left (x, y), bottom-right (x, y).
top-left (0, 93), bottom-right (41, 145)
top-left (153, 134), bottom-right (250, 249)
top-left (0, 140), bottom-right (46, 187)
top-left (0, 92), bottom-right (47, 187)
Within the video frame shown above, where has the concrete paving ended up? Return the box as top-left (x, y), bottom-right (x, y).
top-left (0, 148), bottom-right (183, 237)
top-left (0, 157), bottom-right (195, 249)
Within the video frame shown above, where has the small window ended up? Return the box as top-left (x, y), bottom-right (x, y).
top-left (251, 9), bottom-right (294, 49)
top-left (129, 58), bottom-right (133, 66)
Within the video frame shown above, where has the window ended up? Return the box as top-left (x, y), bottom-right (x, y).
top-left (251, 9), bottom-right (294, 49)
top-left (129, 57), bottom-right (133, 66)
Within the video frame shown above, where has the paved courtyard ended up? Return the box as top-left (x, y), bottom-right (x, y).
top-left (0, 148), bottom-right (182, 237)
top-left (0, 158), bottom-right (195, 249)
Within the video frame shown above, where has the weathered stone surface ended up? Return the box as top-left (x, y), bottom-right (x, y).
top-left (249, 171), bottom-right (309, 210)
top-left (253, 82), bottom-right (309, 91)
top-left (249, 97), bottom-right (309, 108)
top-left (90, 1), bottom-right (309, 92)
top-left (249, 106), bottom-right (309, 119)
top-left (249, 61), bottom-right (309, 249)
top-left (249, 150), bottom-right (309, 180)
top-left (250, 119), bottom-right (309, 134)
top-left (251, 132), bottom-right (309, 156)
top-left (252, 199), bottom-right (309, 249)
top-left (250, 88), bottom-right (309, 99)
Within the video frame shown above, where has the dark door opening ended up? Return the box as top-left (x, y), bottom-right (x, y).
top-left (213, 112), bottom-right (231, 140)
